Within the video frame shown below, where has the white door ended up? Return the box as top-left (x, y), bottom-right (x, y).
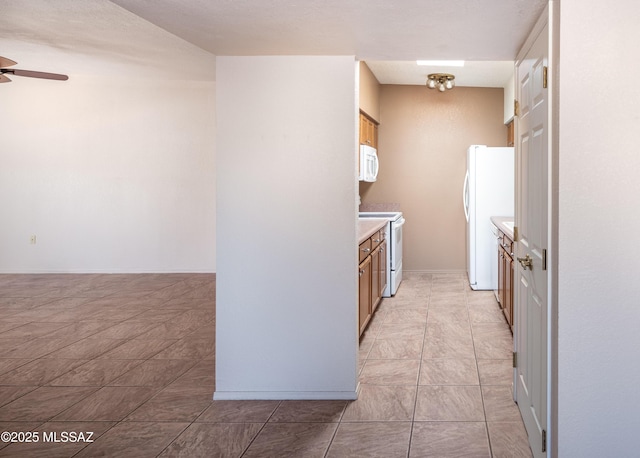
top-left (514, 15), bottom-right (549, 458)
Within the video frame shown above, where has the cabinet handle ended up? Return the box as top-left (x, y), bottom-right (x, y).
top-left (359, 270), bottom-right (364, 277)
top-left (362, 248), bottom-right (371, 253)
top-left (373, 238), bottom-right (380, 243)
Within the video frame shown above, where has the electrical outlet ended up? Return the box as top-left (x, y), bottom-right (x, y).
top-left (30, 235), bottom-right (37, 244)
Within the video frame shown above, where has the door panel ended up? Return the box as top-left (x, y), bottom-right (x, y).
top-left (515, 20), bottom-right (549, 458)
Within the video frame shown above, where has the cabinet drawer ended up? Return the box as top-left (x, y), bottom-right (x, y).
top-left (370, 229), bottom-right (384, 249)
top-left (501, 234), bottom-right (514, 257)
top-left (359, 239), bottom-right (372, 263)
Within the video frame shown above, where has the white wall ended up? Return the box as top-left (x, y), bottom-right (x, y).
top-left (215, 56), bottom-right (358, 399)
top-left (556, 0), bottom-right (640, 454)
top-left (1, 58), bottom-right (216, 273)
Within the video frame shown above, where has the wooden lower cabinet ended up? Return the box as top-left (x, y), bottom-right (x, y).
top-left (371, 239), bottom-right (387, 313)
top-left (498, 231), bottom-right (515, 331)
top-left (358, 228), bottom-right (387, 337)
top-left (507, 252), bottom-right (514, 329)
top-left (375, 239), bottom-right (387, 311)
top-left (358, 256), bottom-right (372, 335)
top-left (498, 244), bottom-right (505, 310)
top-left (370, 245), bottom-right (380, 312)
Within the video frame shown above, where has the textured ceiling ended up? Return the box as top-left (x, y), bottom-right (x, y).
top-left (1, 0), bottom-right (547, 86)
top-left (110, 0), bottom-right (546, 60)
top-left (0, 0), bottom-right (216, 80)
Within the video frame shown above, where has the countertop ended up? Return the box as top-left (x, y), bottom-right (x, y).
top-left (358, 218), bottom-right (387, 244)
top-left (491, 216), bottom-right (515, 240)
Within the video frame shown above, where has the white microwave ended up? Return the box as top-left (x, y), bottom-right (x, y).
top-left (359, 144), bottom-right (379, 182)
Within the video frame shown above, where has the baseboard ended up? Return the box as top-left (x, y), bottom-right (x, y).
top-left (0, 269), bottom-right (217, 274)
top-left (213, 390), bottom-right (358, 401)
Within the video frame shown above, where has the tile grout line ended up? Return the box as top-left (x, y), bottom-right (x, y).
top-left (407, 275), bottom-right (432, 458)
top-left (466, 287), bottom-right (496, 458)
top-left (239, 400), bottom-right (282, 457)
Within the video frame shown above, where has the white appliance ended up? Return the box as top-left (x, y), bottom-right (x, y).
top-left (463, 145), bottom-right (514, 290)
top-left (358, 211), bottom-right (405, 296)
top-left (359, 145), bottom-right (379, 182)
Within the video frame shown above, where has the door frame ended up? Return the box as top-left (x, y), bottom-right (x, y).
top-left (548, 2), bottom-right (559, 455)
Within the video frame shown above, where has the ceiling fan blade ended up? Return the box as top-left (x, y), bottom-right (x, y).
top-left (0, 74), bottom-right (11, 83)
top-left (11, 69), bottom-right (68, 81)
top-left (0, 56), bottom-right (17, 68)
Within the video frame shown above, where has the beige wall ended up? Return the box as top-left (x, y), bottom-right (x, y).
top-left (360, 85), bottom-right (506, 272)
top-left (358, 62), bottom-right (381, 121)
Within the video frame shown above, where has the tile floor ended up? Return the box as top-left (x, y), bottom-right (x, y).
top-left (0, 272), bottom-right (532, 457)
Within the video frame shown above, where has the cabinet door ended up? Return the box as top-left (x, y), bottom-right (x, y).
top-left (365, 118), bottom-right (373, 146)
top-left (358, 256), bottom-right (372, 336)
top-left (378, 239), bottom-right (387, 298)
top-left (372, 123), bottom-right (378, 149)
top-left (506, 120), bottom-right (514, 147)
top-left (359, 114), bottom-right (368, 145)
top-left (502, 250), bottom-right (512, 326)
top-left (359, 113), bottom-right (378, 147)
top-left (371, 243), bottom-right (382, 313)
top-left (498, 244), bottom-right (506, 308)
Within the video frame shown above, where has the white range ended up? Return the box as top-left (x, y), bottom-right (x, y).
top-left (358, 211), bottom-right (405, 296)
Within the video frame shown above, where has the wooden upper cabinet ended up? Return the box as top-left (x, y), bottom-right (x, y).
top-left (359, 114), bottom-right (368, 145)
top-left (506, 120), bottom-right (514, 147)
top-left (359, 112), bottom-right (378, 149)
top-left (372, 122), bottom-right (378, 149)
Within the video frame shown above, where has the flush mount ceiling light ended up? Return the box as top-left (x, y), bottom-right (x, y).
top-left (426, 73), bottom-right (455, 92)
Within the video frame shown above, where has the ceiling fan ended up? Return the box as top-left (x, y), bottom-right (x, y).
top-left (0, 56), bottom-right (68, 83)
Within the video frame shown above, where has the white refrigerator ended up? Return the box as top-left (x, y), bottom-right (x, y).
top-left (463, 145), bottom-right (514, 290)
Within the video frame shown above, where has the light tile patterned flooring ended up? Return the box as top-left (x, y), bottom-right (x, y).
top-left (0, 272), bottom-right (532, 457)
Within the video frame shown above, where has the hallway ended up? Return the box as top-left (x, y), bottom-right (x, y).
top-left (353, 272), bottom-right (532, 456)
top-left (0, 272), bottom-right (531, 456)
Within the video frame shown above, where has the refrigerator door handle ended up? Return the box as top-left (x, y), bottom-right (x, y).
top-left (463, 170), bottom-right (470, 222)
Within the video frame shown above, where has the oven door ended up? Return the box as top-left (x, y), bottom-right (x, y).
top-left (389, 216), bottom-right (405, 295)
